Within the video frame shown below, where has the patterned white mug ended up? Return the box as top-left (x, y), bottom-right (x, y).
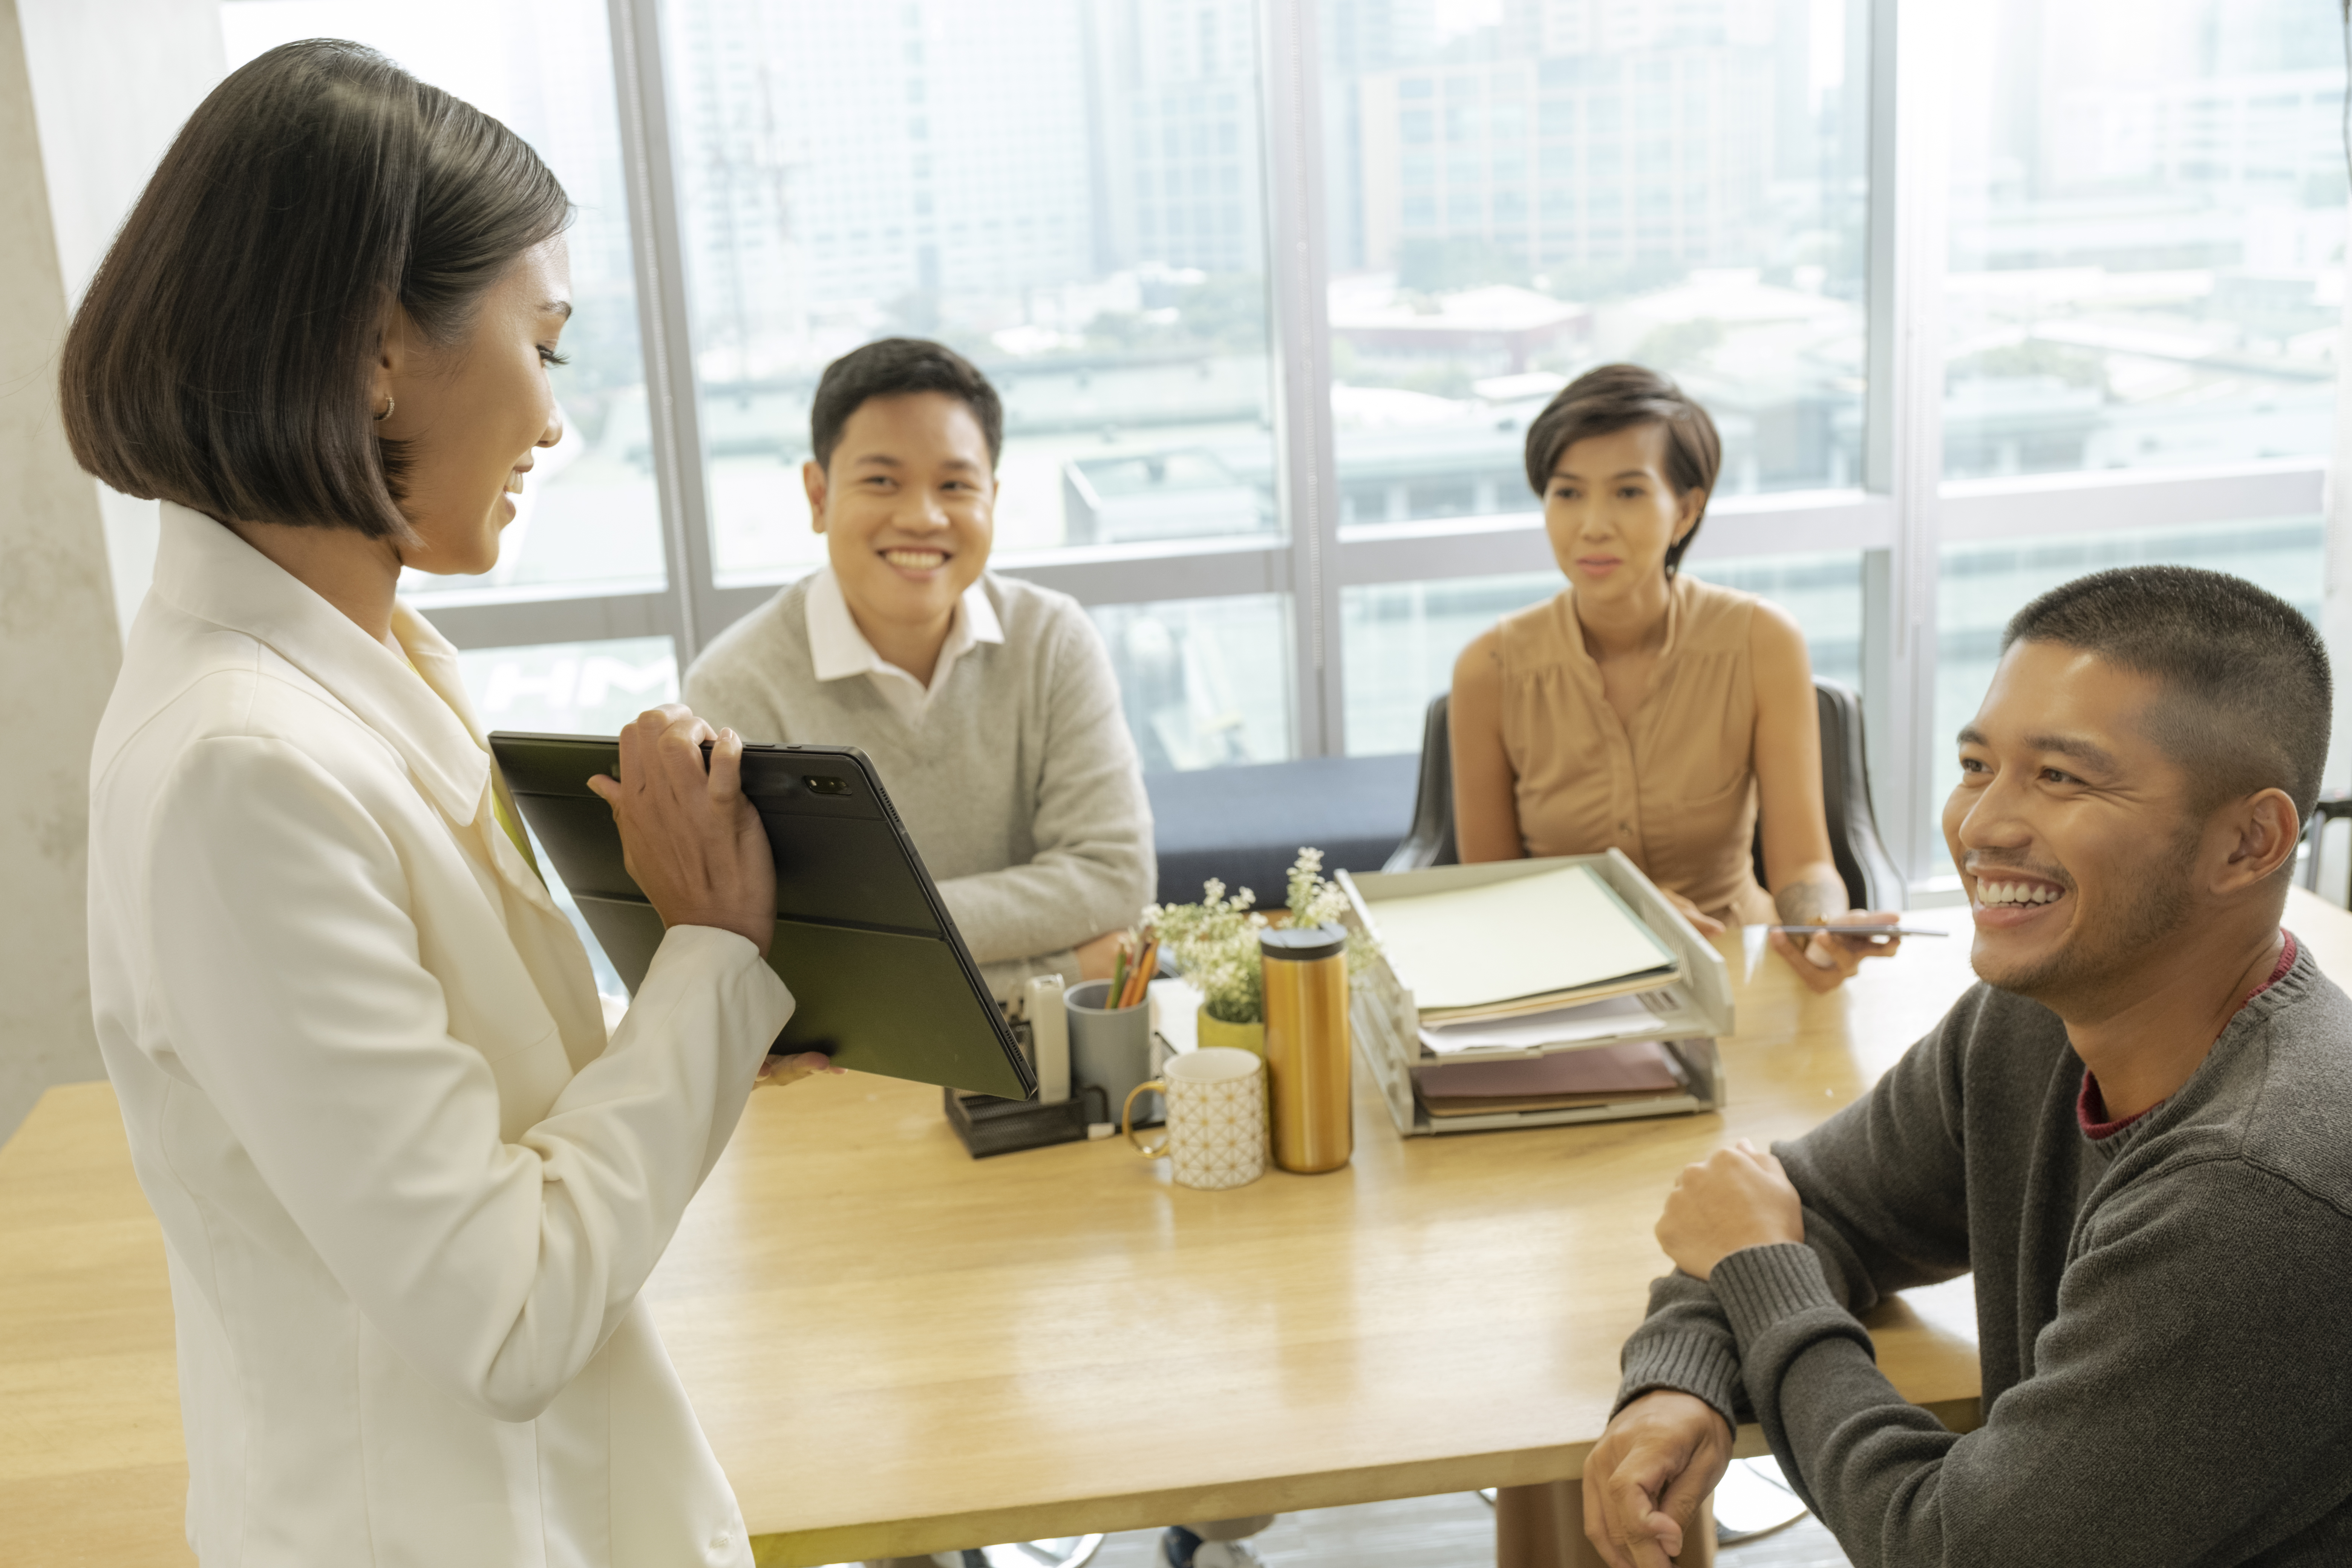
top-left (1122, 1047), bottom-right (1267, 1190)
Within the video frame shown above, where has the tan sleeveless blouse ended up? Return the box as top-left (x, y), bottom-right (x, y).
top-left (1495, 574), bottom-right (1776, 926)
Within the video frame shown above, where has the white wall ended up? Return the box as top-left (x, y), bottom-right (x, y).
top-left (0, 0), bottom-right (222, 1141)
top-left (0, 0), bottom-right (118, 1139)
top-left (16, 0), bottom-right (224, 634)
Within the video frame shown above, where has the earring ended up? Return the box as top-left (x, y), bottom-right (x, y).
top-left (374, 395), bottom-right (395, 423)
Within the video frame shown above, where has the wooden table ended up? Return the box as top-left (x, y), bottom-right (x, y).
top-left (11, 891), bottom-right (2351, 1566)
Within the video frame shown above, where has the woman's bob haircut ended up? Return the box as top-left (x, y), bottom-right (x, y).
top-left (1523, 363), bottom-right (1723, 579)
top-left (60, 40), bottom-right (571, 540)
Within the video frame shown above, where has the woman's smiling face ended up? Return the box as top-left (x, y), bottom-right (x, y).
top-left (1540, 421), bottom-right (1704, 603)
top-left (377, 236), bottom-right (571, 576)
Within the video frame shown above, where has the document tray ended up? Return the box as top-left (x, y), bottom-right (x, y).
top-left (1338, 851), bottom-right (1733, 1137)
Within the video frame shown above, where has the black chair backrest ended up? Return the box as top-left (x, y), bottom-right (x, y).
top-left (1383, 695), bottom-right (1457, 873)
top-left (1385, 679), bottom-right (1906, 911)
top-left (1780, 678), bottom-right (1905, 912)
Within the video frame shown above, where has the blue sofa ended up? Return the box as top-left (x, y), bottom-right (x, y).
top-left (1142, 753), bottom-right (1419, 911)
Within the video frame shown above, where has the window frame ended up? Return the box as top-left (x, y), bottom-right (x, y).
top-left (402, 0), bottom-right (2334, 897)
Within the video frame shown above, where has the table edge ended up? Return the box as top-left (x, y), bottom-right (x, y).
top-left (745, 1398), bottom-right (1983, 1565)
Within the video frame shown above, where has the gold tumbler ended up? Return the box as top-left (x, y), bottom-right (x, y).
top-left (1259, 926), bottom-right (1352, 1173)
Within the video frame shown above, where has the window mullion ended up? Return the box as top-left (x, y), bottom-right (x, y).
top-left (1260, 0), bottom-right (1343, 758)
top-left (1864, 0), bottom-right (1951, 890)
top-left (606, 0), bottom-right (718, 667)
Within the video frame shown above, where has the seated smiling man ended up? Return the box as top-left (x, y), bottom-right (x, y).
top-left (1580, 565), bottom-right (2352, 1568)
top-left (691, 343), bottom-right (1261, 1568)
top-left (687, 338), bottom-right (1153, 1001)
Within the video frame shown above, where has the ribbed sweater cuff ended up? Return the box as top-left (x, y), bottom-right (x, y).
top-left (1710, 1243), bottom-right (1843, 1348)
top-left (1615, 1333), bottom-right (1743, 1432)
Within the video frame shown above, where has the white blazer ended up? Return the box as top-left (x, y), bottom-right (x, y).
top-left (85, 503), bottom-right (794, 1567)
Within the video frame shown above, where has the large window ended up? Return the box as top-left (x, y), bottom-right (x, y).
top-left (1341, 570), bottom-right (1555, 756)
top-left (455, 636), bottom-right (682, 994)
top-left (1928, 517), bottom-right (2323, 871)
top-left (1944, 0), bottom-right (2343, 478)
top-left (662, 0), bottom-right (1279, 582)
top-left (206, 0), bottom-right (2346, 888)
top-left (1092, 594), bottom-right (1294, 769)
top-left (453, 637), bottom-right (680, 735)
top-left (1323, 0), bottom-right (1870, 517)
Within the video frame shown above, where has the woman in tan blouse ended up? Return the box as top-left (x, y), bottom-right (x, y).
top-left (1452, 363), bottom-right (1899, 994)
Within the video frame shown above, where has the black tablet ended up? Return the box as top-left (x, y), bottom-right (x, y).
top-left (488, 733), bottom-right (1035, 1100)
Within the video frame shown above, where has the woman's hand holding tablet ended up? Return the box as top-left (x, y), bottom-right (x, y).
top-left (588, 705), bottom-right (778, 957)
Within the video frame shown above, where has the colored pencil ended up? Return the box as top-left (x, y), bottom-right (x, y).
top-left (1121, 936), bottom-right (1159, 1009)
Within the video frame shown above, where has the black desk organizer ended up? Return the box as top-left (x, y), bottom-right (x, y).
top-left (941, 997), bottom-right (1158, 1158)
top-left (943, 1081), bottom-right (1110, 1159)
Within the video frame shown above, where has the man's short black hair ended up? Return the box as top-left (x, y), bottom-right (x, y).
top-left (2002, 565), bottom-right (2332, 830)
top-left (811, 338), bottom-right (1003, 472)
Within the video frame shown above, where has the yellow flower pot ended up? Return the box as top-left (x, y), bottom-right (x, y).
top-left (1196, 1006), bottom-right (1265, 1057)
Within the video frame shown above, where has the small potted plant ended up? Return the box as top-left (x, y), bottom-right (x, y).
top-left (1147, 848), bottom-right (1365, 1053)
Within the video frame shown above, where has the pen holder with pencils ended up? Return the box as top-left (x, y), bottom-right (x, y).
top-left (1066, 980), bottom-right (1160, 1127)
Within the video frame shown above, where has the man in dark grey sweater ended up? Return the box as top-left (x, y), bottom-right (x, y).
top-left (1583, 566), bottom-right (2352, 1567)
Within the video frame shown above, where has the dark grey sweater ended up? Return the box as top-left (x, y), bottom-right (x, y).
top-left (1619, 940), bottom-right (2352, 1566)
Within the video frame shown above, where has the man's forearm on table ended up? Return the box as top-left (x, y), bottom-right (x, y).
top-left (1616, 1211), bottom-right (1890, 1435)
top-left (1713, 1244), bottom-right (1963, 1563)
top-left (1615, 1271), bottom-right (1747, 1430)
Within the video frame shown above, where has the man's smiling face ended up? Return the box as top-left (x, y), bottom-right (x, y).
top-left (807, 390), bottom-right (995, 637)
top-left (1943, 639), bottom-right (2210, 1003)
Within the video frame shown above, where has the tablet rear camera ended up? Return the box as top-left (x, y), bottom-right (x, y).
top-left (804, 775), bottom-right (851, 797)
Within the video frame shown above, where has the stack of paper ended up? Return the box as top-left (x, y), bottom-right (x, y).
top-left (1418, 992), bottom-right (1660, 1056)
top-left (1414, 1041), bottom-right (1689, 1116)
top-left (1366, 864), bottom-right (1679, 1023)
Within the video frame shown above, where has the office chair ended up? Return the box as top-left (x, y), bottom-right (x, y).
top-left (2299, 792), bottom-right (2352, 902)
top-left (1382, 695), bottom-right (1458, 872)
top-left (1778, 677), bottom-right (1905, 911)
top-left (1384, 679), bottom-right (1906, 913)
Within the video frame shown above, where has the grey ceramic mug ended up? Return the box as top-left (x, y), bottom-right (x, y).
top-left (1065, 979), bottom-right (1158, 1125)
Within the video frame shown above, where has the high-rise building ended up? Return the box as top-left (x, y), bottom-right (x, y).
top-left (1350, 39), bottom-right (1782, 282)
top-left (1097, 0), bottom-right (1266, 277)
top-left (668, 0), bottom-right (1100, 380)
top-left (665, 0), bottom-right (1268, 389)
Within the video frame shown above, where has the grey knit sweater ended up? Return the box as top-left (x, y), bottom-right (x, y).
top-left (1619, 940), bottom-right (2352, 1566)
top-left (684, 573), bottom-right (1155, 1000)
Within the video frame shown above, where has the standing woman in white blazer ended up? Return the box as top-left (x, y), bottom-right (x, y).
top-left (64, 40), bottom-right (832, 1568)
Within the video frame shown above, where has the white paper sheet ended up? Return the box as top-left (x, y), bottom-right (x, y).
top-left (1367, 865), bottom-right (1675, 1012)
top-left (1417, 992), bottom-right (1659, 1054)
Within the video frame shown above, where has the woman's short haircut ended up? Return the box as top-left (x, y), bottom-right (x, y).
top-left (2004, 566), bottom-right (2332, 833)
top-left (1522, 363), bottom-right (1723, 578)
top-left (60, 40), bottom-right (571, 539)
top-left (811, 338), bottom-right (1004, 473)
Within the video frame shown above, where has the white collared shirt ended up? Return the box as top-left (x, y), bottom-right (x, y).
top-left (804, 565), bottom-right (1004, 723)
